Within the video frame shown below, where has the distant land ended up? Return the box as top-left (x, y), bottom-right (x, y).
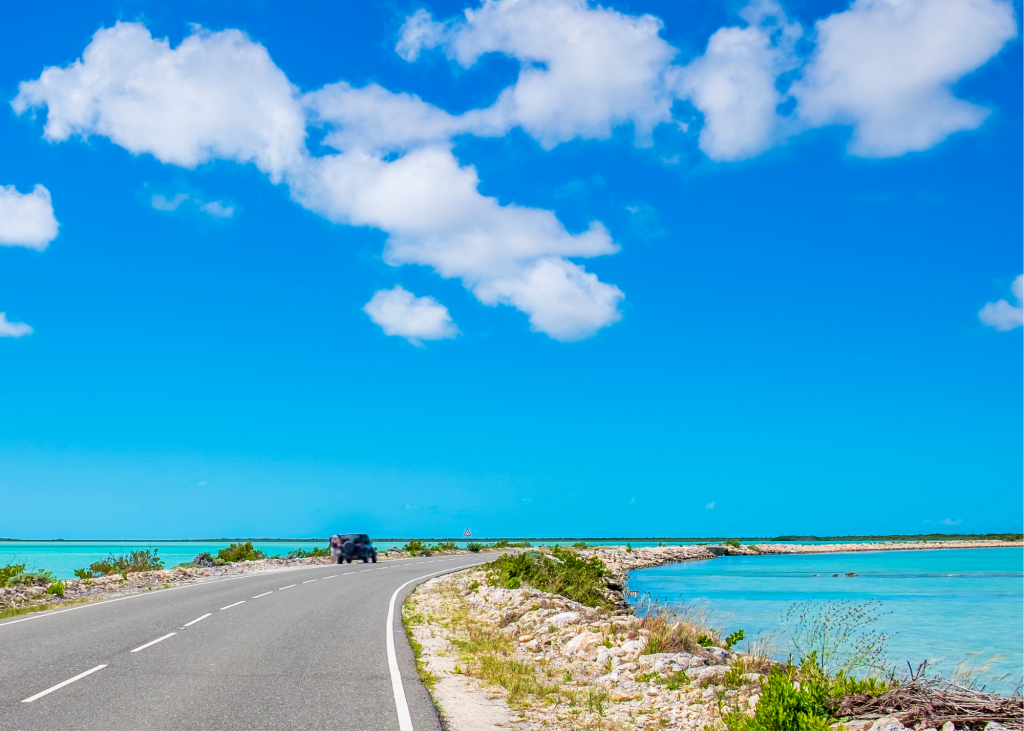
top-left (1, 533), bottom-right (1021, 542)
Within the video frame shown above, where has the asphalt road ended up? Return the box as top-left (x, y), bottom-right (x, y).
top-left (0, 554), bottom-right (487, 731)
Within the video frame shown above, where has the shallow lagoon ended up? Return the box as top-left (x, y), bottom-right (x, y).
top-left (627, 547), bottom-right (1023, 694)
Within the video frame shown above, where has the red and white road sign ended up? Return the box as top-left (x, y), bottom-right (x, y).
top-left (464, 528), bottom-right (472, 538)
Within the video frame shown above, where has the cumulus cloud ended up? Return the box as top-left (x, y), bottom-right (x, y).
top-left (398, 0), bottom-right (679, 147)
top-left (16, 22), bottom-right (624, 341)
top-left (673, 0), bottom-right (802, 161)
top-left (0, 184), bottom-right (59, 250)
top-left (293, 147), bottom-right (622, 340)
top-left (0, 312), bottom-right (34, 338)
top-left (979, 275), bottom-right (1024, 331)
top-left (940, 518), bottom-right (963, 525)
top-left (12, 22), bottom-right (306, 181)
top-left (363, 285), bottom-right (459, 345)
top-left (791, 0), bottom-right (1017, 157)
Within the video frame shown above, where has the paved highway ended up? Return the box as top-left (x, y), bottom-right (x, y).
top-left (0, 554), bottom-right (486, 731)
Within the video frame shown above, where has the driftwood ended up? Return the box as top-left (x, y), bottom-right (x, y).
top-left (834, 665), bottom-right (1023, 730)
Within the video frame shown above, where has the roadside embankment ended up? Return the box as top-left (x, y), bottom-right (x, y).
top-left (0, 548), bottom-right (476, 616)
top-left (406, 545), bottom-right (1023, 731)
top-left (751, 540), bottom-right (1021, 554)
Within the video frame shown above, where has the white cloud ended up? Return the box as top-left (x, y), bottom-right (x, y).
top-left (151, 191), bottom-right (234, 218)
top-left (791, 0), bottom-right (1017, 157)
top-left (13, 22), bottom-right (306, 181)
top-left (293, 147), bottom-right (623, 340)
top-left (979, 275), bottom-right (1024, 331)
top-left (363, 285), bottom-right (459, 345)
top-left (674, 0), bottom-right (801, 161)
top-left (706, 501), bottom-right (715, 509)
top-left (0, 184), bottom-right (59, 250)
top-left (399, 0), bottom-right (680, 148)
top-left (17, 21), bottom-right (624, 341)
top-left (0, 313), bottom-right (34, 338)
top-left (940, 518), bottom-right (963, 525)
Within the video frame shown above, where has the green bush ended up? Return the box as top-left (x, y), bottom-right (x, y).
top-left (725, 666), bottom-right (833, 731)
top-left (404, 540), bottom-right (430, 556)
top-left (432, 541), bottom-right (457, 552)
top-left (217, 542), bottom-right (265, 563)
top-left (572, 541), bottom-right (590, 549)
top-left (0, 563), bottom-right (26, 588)
top-left (4, 569), bottom-right (56, 587)
top-left (485, 546), bottom-right (611, 607)
top-left (467, 542), bottom-right (485, 553)
top-left (288, 547), bottom-right (329, 558)
top-left (724, 538), bottom-right (742, 548)
top-left (75, 549), bottom-right (165, 578)
top-left (46, 581), bottom-right (65, 597)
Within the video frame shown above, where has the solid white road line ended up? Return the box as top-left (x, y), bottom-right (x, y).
top-left (130, 632), bottom-right (176, 653)
top-left (183, 613), bottom-right (211, 627)
top-left (21, 665), bottom-right (107, 703)
top-left (302, 579), bottom-right (317, 584)
top-left (279, 584), bottom-right (296, 590)
top-left (220, 601), bottom-right (245, 611)
top-left (252, 591), bottom-right (273, 598)
top-left (386, 562), bottom-right (485, 731)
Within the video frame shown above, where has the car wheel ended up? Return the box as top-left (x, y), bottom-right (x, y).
top-left (345, 558), bottom-right (351, 564)
top-left (371, 555), bottom-right (377, 563)
top-left (362, 557), bottom-right (369, 563)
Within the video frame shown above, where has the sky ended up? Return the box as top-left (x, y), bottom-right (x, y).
top-left (0, 0), bottom-right (1020, 540)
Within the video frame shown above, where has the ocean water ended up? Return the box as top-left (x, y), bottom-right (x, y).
top-left (0, 538), bottom-right (873, 580)
top-left (626, 548), bottom-right (1024, 694)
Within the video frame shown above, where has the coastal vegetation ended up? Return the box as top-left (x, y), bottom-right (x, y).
top-left (0, 562), bottom-right (57, 587)
top-left (484, 547), bottom-right (612, 608)
top-left (216, 542), bottom-right (265, 562)
top-left (74, 549), bottom-right (164, 578)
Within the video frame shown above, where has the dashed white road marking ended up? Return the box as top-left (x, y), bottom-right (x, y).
top-left (252, 591), bottom-right (273, 598)
top-left (279, 584), bottom-right (296, 591)
top-left (360, 569), bottom-right (373, 572)
top-left (302, 579), bottom-right (317, 584)
top-left (130, 632), bottom-right (176, 653)
top-left (220, 601), bottom-right (245, 611)
top-left (183, 613), bottom-right (211, 627)
top-left (21, 665), bottom-right (107, 703)
top-left (322, 575), bottom-right (338, 580)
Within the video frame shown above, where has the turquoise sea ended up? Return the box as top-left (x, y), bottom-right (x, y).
top-left (0, 539), bottom-right (867, 580)
top-left (626, 547), bottom-right (1024, 694)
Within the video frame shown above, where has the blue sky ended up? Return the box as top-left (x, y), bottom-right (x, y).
top-left (0, 0), bottom-right (1020, 540)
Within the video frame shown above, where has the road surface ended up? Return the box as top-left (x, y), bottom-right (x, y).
top-left (0, 554), bottom-right (486, 730)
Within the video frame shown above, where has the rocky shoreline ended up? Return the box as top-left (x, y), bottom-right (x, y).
top-left (405, 545), bottom-right (1023, 731)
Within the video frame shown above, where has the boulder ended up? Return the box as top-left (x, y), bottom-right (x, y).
top-left (548, 611), bottom-right (581, 628)
top-left (984, 724), bottom-right (1010, 731)
top-left (563, 631), bottom-right (602, 658)
top-left (867, 716), bottom-right (906, 731)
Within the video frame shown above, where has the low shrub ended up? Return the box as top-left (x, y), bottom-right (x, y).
top-left (467, 542), bottom-right (485, 553)
top-left (725, 629), bottom-right (745, 649)
top-left (288, 547), bottom-right (329, 558)
top-left (0, 563), bottom-right (26, 588)
top-left (5, 569), bottom-right (56, 587)
top-left (484, 546), bottom-right (611, 607)
top-left (724, 538), bottom-right (743, 548)
top-left (216, 542), bottom-right (265, 563)
top-left (432, 541), bottom-right (457, 552)
top-left (46, 581), bottom-right (65, 597)
top-left (572, 541), bottom-right (590, 549)
top-left (75, 549), bottom-right (164, 578)
top-left (404, 540), bottom-right (430, 556)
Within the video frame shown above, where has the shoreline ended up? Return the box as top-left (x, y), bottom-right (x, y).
top-left (407, 545), bottom-right (1023, 731)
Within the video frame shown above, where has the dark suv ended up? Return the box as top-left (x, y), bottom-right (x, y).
top-left (330, 534), bottom-right (378, 564)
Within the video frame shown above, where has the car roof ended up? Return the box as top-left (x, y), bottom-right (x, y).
top-left (336, 533), bottom-right (370, 541)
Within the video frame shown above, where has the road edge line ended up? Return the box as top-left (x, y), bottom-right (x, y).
top-left (386, 562), bottom-right (484, 731)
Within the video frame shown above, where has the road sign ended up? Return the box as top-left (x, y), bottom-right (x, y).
top-left (464, 528), bottom-right (471, 538)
